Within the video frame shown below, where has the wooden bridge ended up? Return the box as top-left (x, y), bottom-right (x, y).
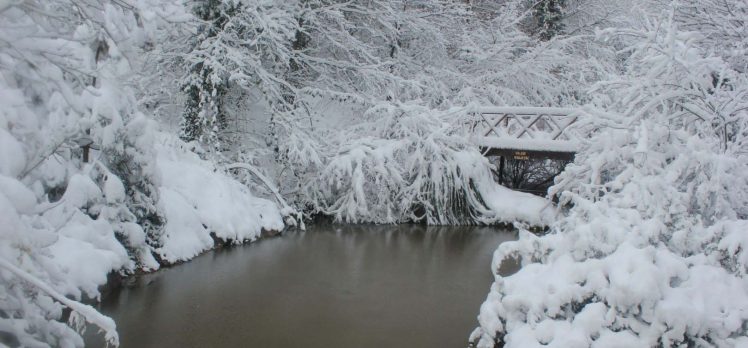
top-left (466, 106), bottom-right (583, 161)
top-left (460, 106), bottom-right (586, 188)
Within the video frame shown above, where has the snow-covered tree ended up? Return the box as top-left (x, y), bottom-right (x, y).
top-left (533, 0), bottom-right (566, 40)
top-left (454, 0), bottom-right (611, 107)
top-left (304, 104), bottom-right (492, 224)
top-left (180, 0), bottom-right (242, 151)
top-left (0, 0), bottom-right (214, 345)
top-left (0, 0), bottom-right (157, 345)
top-left (471, 5), bottom-right (748, 347)
top-left (670, 0), bottom-right (748, 73)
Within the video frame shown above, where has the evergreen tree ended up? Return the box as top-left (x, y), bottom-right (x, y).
top-left (180, 0), bottom-right (240, 152)
top-left (534, 0), bottom-right (565, 40)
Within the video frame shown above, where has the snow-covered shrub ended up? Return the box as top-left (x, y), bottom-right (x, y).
top-left (90, 63), bottom-right (167, 269)
top-left (0, 1), bottom-right (285, 346)
top-left (97, 111), bottom-right (170, 267)
top-left (471, 8), bottom-right (748, 348)
top-left (0, 99), bottom-right (125, 346)
top-left (0, 1), bottom-right (145, 345)
top-left (304, 104), bottom-right (551, 225)
top-left (306, 104), bottom-right (486, 224)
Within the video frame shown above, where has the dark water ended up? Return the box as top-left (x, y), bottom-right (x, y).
top-left (87, 225), bottom-right (517, 348)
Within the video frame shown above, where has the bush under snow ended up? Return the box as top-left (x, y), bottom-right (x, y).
top-left (303, 103), bottom-right (553, 226)
top-left (471, 11), bottom-right (748, 348)
top-left (0, 116), bottom-right (284, 348)
top-left (0, 1), bottom-right (283, 346)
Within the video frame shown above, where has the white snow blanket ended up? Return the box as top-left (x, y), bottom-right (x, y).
top-left (478, 183), bottom-right (553, 227)
top-left (154, 135), bottom-right (284, 263)
top-left (472, 137), bottom-right (580, 153)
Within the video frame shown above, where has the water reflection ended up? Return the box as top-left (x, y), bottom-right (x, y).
top-left (87, 225), bottom-right (516, 348)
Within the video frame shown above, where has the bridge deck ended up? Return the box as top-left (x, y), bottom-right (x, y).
top-left (475, 106), bottom-right (578, 115)
top-left (473, 137), bottom-right (579, 153)
top-left (472, 137), bottom-right (578, 160)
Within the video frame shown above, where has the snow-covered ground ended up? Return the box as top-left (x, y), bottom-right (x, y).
top-left (154, 135), bottom-right (284, 262)
top-left (477, 182), bottom-right (554, 227)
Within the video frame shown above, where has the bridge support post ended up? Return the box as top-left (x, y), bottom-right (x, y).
top-left (498, 156), bottom-right (505, 185)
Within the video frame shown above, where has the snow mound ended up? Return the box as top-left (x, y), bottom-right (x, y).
top-left (477, 180), bottom-right (553, 227)
top-left (154, 135), bottom-right (284, 262)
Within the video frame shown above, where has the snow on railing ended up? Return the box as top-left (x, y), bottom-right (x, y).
top-left (455, 106), bottom-right (587, 152)
top-left (474, 107), bottom-right (582, 141)
top-left (474, 106), bottom-right (578, 115)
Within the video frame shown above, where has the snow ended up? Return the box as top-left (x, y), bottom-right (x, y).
top-left (0, 166), bottom-right (129, 346)
top-left (60, 174), bottom-right (102, 209)
top-left (477, 180), bottom-right (554, 227)
top-left (0, 180), bottom-right (27, 238)
top-left (48, 221), bottom-right (129, 299)
top-left (103, 173), bottom-right (126, 204)
top-left (154, 134), bottom-right (284, 262)
top-left (475, 106), bottom-right (578, 116)
top-left (307, 104), bottom-right (553, 226)
top-left (0, 0), bottom-right (19, 13)
top-left (0, 257), bottom-right (120, 347)
top-left (156, 187), bottom-right (213, 262)
top-left (0, 175), bottom-right (36, 214)
top-left (471, 10), bottom-right (748, 347)
top-left (0, 127), bottom-right (25, 177)
top-left (472, 137), bottom-right (581, 153)
top-left (2, 0), bottom-right (747, 347)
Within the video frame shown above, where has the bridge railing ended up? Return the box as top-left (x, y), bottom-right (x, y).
top-left (451, 106), bottom-right (591, 160)
top-left (469, 106), bottom-right (582, 141)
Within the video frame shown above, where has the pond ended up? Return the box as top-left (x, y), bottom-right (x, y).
top-left (86, 225), bottom-right (517, 347)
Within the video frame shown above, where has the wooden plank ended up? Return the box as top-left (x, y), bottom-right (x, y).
top-left (480, 147), bottom-right (576, 161)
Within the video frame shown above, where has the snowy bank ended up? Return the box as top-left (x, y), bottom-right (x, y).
top-left (477, 182), bottom-right (554, 227)
top-left (154, 135), bottom-right (284, 263)
top-left (0, 115), bottom-right (284, 347)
